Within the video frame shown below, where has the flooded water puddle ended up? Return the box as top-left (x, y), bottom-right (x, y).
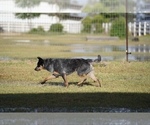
top-left (71, 44), bottom-right (150, 61)
top-left (14, 39), bottom-right (67, 46)
top-left (0, 57), bottom-right (13, 61)
top-left (71, 44), bottom-right (150, 53)
top-left (71, 44), bottom-right (125, 53)
top-left (9, 40), bottom-right (150, 61)
top-left (15, 40), bottom-right (31, 43)
top-left (14, 39), bottom-right (150, 53)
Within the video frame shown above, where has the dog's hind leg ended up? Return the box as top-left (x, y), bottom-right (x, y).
top-left (61, 74), bottom-right (69, 87)
top-left (87, 71), bottom-right (101, 87)
top-left (77, 77), bottom-right (87, 86)
top-left (41, 75), bottom-right (57, 84)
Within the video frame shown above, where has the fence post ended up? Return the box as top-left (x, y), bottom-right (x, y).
top-left (22, 23), bottom-right (24, 32)
top-left (133, 22), bottom-right (136, 37)
top-left (109, 23), bottom-right (111, 31)
top-left (138, 22), bottom-right (141, 36)
top-left (128, 22), bottom-right (132, 33)
top-left (126, 0), bottom-right (129, 62)
top-left (105, 23), bottom-right (108, 33)
top-left (102, 23), bottom-right (105, 29)
top-left (7, 22), bottom-right (10, 32)
top-left (144, 22), bottom-right (146, 35)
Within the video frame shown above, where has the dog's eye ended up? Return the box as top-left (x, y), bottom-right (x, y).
top-left (38, 64), bottom-right (41, 67)
top-left (38, 63), bottom-right (43, 67)
top-left (37, 64), bottom-right (41, 67)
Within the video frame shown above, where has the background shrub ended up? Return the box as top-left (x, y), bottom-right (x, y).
top-left (82, 15), bottom-right (105, 33)
top-left (110, 17), bottom-right (126, 38)
top-left (49, 23), bottom-right (63, 32)
top-left (82, 17), bottom-right (92, 33)
top-left (92, 15), bottom-right (104, 33)
top-left (29, 26), bottom-right (45, 33)
top-left (93, 23), bottom-right (103, 33)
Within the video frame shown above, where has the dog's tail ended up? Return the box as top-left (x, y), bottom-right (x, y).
top-left (94, 55), bottom-right (101, 62)
top-left (87, 55), bottom-right (101, 63)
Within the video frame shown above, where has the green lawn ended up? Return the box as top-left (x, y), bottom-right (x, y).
top-left (0, 34), bottom-right (150, 112)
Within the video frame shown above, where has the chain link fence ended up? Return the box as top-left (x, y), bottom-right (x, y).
top-left (0, 0), bottom-right (150, 61)
top-left (0, 0), bottom-right (149, 35)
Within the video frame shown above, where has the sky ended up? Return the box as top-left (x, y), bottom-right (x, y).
top-left (72, 0), bottom-right (88, 5)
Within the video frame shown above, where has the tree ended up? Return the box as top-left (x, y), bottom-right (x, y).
top-left (15, 13), bottom-right (41, 29)
top-left (15, 13), bottom-right (40, 20)
top-left (92, 15), bottom-right (104, 33)
top-left (82, 17), bottom-right (92, 33)
top-left (15, 0), bottom-right (72, 29)
top-left (83, 0), bottom-right (125, 13)
top-left (15, 0), bottom-right (41, 29)
top-left (83, 2), bottom-right (105, 14)
top-left (15, 0), bottom-right (41, 8)
top-left (82, 15), bottom-right (105, 34)
top-left (45, 0), bottom-right (70, 10)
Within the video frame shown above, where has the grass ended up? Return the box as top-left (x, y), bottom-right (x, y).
top-left (0, 60), bottom-right (150, 93)
top-left (1, 34), bottom-right (150, 59)
top-left (0, 60), bottom-right (150, 112)
top-left (0, 34), bottom-right (150, 112)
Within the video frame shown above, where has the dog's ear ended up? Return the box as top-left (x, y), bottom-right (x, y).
top-left (37, 57), bottom-right (43, 61)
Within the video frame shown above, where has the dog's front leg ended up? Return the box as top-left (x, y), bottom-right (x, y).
top-left (61, 74), bottom-right (68, 87)
top-left (41, 75), bottom-right (57, 84)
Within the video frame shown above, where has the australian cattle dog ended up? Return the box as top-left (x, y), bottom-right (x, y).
top-left (34, 56), bottom-right (101, 87)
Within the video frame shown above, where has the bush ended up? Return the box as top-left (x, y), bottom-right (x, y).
top-left (92, 15), bottom-right (104, 33)
top-left (110, 17), bottom-right (126, 38)
top-left (92, 15), bottom-right (104, 24)
top-left (82, 15), bottom-right (105, 33)
top-left (29, 26), bottom-right (45, 33)
top-left (82, 17), bottom-right (92, 33)
top-left (0, 27), bottom-right (4, 33)
top-left (49, 23), bottom-right (63, 32)
top-left (93, 23), bottom-right (103, 33)
top-left (37, 26), bottom-right (45, 32)
top-left (82, 23), bottom-right (92, 33)
top-left (29, 28), bottom-right (38, 33)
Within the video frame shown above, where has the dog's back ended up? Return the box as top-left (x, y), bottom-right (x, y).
top-left (44, 58), bottom-right (92, 76)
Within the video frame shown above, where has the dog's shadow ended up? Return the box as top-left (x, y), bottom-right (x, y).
top-left (42, 82), bottom-right (94, 87)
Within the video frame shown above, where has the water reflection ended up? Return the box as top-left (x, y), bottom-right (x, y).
top-left (71, 44), bottom-right (125, 53)
top-left (12, 40), bottom-right (150, 61)
top-left (129, 44), bottom-right (150, 53)
top-left (14, 40), bottom-right (150, 53)
top-left (71, 44), bottom-right (150, 53)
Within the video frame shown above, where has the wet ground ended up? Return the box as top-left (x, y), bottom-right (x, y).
top-left (15, 40), bottom-right (150, 61)
top-left (1, 39), bottom-right (150, 61)
top-left (71, 43), bottom-right (150, 61)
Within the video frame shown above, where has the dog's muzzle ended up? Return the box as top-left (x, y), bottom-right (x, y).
top-left (34, 67), bottom-right (41, 71)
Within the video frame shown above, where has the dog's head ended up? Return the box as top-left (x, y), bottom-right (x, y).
top-left (34, 57), bottom-right (44, 71)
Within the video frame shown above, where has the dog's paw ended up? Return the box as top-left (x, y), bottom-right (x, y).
top-left (95, 84), bottom-right (101, 87)
top-left (77, 84), bottom-right (83, 87)
top-left (40, 81), bottom-right (46, 84)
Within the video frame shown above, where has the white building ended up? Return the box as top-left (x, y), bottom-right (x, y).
top-left (0, 0), bottom-right (84, 33)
